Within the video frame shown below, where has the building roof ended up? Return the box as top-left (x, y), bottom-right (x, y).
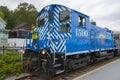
top-left (15, 23), bottom-right (30, 29)
top-left (12, 23), bottom-right (31, 31)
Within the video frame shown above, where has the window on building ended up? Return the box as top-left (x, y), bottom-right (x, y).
top-left (21, 31), bottom-right (29, 38)
top-left (48, 12), bottom-right (53, 22)
top-left (60, 24), bottom-right (70, 33)
top-left (59, 10), bottom-right (70, 23)
top-left (9, 30), bottom-right (29, 38)
top-left (38, 18), bottom-right (45, 27)
top-left (19, 31), bottom-right (22, 37)
top-left (78, 16), bottom-right (85, 27)
top-left (9, 31), bottom-right (17, 38)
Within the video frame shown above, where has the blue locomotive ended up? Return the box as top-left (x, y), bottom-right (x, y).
top-left (23, 4), bottom-right (119, 77)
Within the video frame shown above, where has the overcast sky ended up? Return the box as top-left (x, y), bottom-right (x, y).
top-left (0, 0), bottom-right (120, 31)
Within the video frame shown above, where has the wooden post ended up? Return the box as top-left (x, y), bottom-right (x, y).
top-left (3, 45), bottom-right (4, 54)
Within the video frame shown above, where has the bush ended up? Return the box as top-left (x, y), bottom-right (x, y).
top-left (0, 50), bottom-right (23, 80)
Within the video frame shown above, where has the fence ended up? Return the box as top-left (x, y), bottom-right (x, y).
top-left (0, 45), bottom-right (25, 54)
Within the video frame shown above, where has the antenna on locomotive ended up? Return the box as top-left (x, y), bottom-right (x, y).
top-left (91, 19), bottom-right (96, 25)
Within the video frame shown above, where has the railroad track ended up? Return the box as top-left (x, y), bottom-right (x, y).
top-left (54, 56), bottom-right (120, 80)
top-left (7, 56), bottom-right (119, 80)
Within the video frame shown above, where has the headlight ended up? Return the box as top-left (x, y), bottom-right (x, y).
top-left (22, 50), bottom-right (25, 54)
top-left (41, 50), bottom-right (46, 55)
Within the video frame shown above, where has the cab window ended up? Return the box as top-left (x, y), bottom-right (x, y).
top-left (78, 16), bottom-right (85, 27)
top-left (38, 18), bottom-right (45, 27)
top-left (60, 24), bottom-right (70, 33)
top-left (59, 10), bottom-right (70, 23)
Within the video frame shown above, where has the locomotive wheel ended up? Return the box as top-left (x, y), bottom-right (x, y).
top-left (65, 59), bottom-right (73, 72)
top-left (23, 60), bottom-right (36, 72)
top-left (22, 50), bottom-right (37, 73)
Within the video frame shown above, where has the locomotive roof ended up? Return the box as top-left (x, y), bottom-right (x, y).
top-left (37, 4), bottom-right (89, 18)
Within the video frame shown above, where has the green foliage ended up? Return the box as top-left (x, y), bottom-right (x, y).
top-left (0, 2), bottom-right (38, 29)
top-left (0, 51), bottom-right (23, 80)
top-left (0, 11), bottom-right (6, 22)
top-left (0, 6), bottom-right (15, 29)
top-left (14, 2), bottom-right (38, 26)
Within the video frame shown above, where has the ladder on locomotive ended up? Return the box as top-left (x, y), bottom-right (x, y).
top-left (53, 53), bottom-right (65, 74)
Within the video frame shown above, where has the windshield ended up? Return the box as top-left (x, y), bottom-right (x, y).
top-left (38, 18), bottom-right (45, 27)
top-left (59, 10), bottom-right (70, 23)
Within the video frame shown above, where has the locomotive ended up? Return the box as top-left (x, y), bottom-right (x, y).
top-left (23, 4), bottom-right (120, 77)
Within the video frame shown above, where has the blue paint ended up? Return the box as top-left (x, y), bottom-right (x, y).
top-left (26, 4), bottom-right (116, 56)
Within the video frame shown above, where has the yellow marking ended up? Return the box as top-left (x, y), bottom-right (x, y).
top-left (72, 58), bottom-right (120, 80)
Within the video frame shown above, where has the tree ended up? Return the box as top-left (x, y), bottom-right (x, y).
top-left (0, 11), bottom-right (7, 23)
top-left (0, 11), bottom-right (5, 19)
top-left (14, 2), bottom-right (38, 26)
top-left (0, 6), bottom-right (15, 29)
